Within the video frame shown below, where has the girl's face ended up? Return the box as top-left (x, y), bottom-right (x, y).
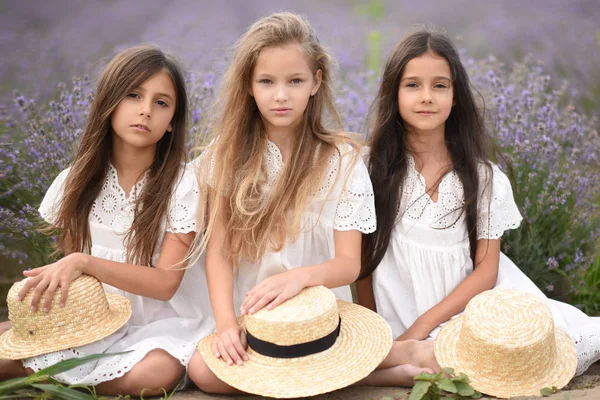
top-left (397, 52), bottom-right (453, 136)
top-left (110, 70), bottom-right (176, 151)
top-left (250, 43), bottom-right (322, 135)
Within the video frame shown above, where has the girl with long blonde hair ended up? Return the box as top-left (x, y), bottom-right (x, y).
top-left (187, 12), bottom-right (437, 394)
top-left (0, 46), bottom-right (215, 395)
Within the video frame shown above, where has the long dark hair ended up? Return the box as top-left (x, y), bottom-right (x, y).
top-left (53, 46), bottom-right (188, 266)
top-left (360, 30), bottom-right (493, 279)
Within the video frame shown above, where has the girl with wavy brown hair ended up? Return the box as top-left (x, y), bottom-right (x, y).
top-left (0, 46), bottom-right (215, 395)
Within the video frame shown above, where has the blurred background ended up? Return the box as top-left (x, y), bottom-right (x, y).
top-left (1, 0), bottom-right (599, 318)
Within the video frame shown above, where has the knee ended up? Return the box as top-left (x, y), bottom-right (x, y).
top-left (121, 350), bottom-right (185, 395)
top-left (188, 352), bottom-right (227, 394)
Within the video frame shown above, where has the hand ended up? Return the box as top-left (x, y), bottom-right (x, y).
top-left (211, 323), bottom-right (248, 366)
top-left (241, 269), bottom-right (306, 315)
top-left (17, 253), bottom-right (87, 312)
top-left (397, 318), bottom-right (435, 341)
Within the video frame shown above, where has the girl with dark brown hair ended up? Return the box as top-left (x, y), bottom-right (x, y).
top-left (358, 30), bottom-right (600, 383)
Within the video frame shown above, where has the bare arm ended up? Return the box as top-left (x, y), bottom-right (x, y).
top-left (399, 238), bottom-right (499, 340)
top-left (20, 231), bottom-right (194, 308)
top-left (241, 229), bottom-right (362, 314)
top-left (356, 274), bottom-right (376, 312)
top-left (205, 197), bottom-right (237, 331)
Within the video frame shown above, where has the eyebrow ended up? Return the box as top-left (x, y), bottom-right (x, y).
top-left (401, 76), bottom-right (451, 82)
top-left (255, 72), bottom-right (309, 78)
top-left (136, 87), bottom-right (175, 101)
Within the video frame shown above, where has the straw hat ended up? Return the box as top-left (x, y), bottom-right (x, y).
top-left (0, 275), bottom-right (131, 360)
top-left (197, 285), bottom-right (392, 398)
top-left (434, 288), bottom-right (577, 398)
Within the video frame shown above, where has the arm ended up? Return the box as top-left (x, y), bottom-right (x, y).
top-left (356, 274), bottom-right (376, 312)
top-left (398, 238), bottom-right (500, 341)
top-left (241, 229), bottom-right (362, 314)
top-left (205, 195), bottom-right (248, 365)
top-left (19, 231), bottom-right (194, 309)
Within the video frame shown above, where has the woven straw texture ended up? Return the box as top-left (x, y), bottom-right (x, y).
top-left (0, 275), bottom-right (131, 360)
top-left (197, 286), bottom-right (392, 398)
top-left (435, 288), bottom-right (577, 398)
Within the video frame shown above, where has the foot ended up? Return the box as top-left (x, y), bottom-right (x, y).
top-left (407, 340), bottom-right (441, 372)
top-left (356, 364), bottom-right (434, 387)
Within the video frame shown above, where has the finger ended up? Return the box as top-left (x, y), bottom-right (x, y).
top-left (30, 278), bottom-right (51, 310)
top-left (22, 266), bottom-right (46, 277)
top-left (17, 276), bottom-right (41, 301)
top-left (249, 291), bottom-right (278, 314)
top-left (242, 287), bottom-right (271, 315)
top-left (211, 337), bottom-right (220, 358)
top-left (218, 340), bottom-right (233, 366)
top-left (41, 279), bottom-right (60, 312)
top-left (224, 334), bottom-right (243, 366)
top-left (240, 330), bottom-right (248, 349)
top-left (59, 278), bottom-right (72, 307)
top-left (266, 293), bottom-right (288, 311)
top-left (237, 331), bottom-right (249, 361)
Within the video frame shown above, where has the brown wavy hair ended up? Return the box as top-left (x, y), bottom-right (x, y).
top-left (195, 12), bottom-right (358, 266)
top-left (360, 30), bottom-right (494, 279)
top-left (52, 45), bottom-right (188, 266)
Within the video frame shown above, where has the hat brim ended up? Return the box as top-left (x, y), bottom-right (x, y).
top-left (434, 315), bottom-right (577, 398)
top-left (0, 294), bottom-right (132, 360)
top-left (197, 300), bottom-right (392, 398)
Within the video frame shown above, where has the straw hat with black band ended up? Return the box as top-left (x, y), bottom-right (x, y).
top-left (197, 285), bottom-right (393, 398)
top-left (0, 275), bottom-right (131, 360)
top-left (434, 288), bottom-right (577, 398)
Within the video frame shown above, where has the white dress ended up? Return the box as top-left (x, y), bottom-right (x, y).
top-left (23, 163), bottom-right (215, 386)
top-left (372, 155), bottom-right (600, 376)
top-left (194, 141), bottom-right (376, 310)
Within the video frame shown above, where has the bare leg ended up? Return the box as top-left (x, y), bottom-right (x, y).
top-left (0, 321), bottom-right (12, 335)
top-left (357, 364), bottom-right (434, 387)
top-left (0, 359), bottom-right (33, 381)
top-left (95, 349), bottom-right (185, 396)
top-left (355, 340), bottom-right (440, 387)
top-left (188, 351), bottom-right (242, 394)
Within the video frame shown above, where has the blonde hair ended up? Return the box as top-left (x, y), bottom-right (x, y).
top-left (195, 12), bottom-right (359, 266)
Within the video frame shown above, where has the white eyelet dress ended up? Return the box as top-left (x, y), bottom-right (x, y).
top-left (23, 163), bottom-right (215, 386)
top-left (372, 155), bottom-right (600, 376)
top-left (194, 141), bottom-right (376, 311)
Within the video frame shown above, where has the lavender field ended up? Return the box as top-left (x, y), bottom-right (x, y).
top-left (1, 0), bottom-right (599, 317)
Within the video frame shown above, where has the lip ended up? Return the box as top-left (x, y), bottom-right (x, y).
top-left (416, 111), bottom-right (436, 116)
top-left (131, 124), bottom-right (151, 132)
top-left (272, 108), bottom-right (291, 116)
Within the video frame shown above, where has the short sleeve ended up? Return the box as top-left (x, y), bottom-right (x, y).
top-left (333, 147), bottom-right (376, 233)
top-left (39, 167), bottom-right (71, 225)
top-left (477, 163), bottom-right (523, 240)
top-left (167, 164), bottom-right (200, 234)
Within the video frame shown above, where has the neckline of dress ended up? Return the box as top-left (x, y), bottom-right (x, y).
top-left (107, 163), bottom-right (150, 202)
top-left (406, 153), bottom-right (454, 205)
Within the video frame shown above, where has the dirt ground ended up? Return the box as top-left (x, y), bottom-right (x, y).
top-left (172, 361), bottom-right (600, 400)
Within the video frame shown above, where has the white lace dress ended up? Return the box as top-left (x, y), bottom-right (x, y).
top-left (23, 163), bottom-right (215, 386)
top-left (372, 155), bottom-right (600, 376)
top-left (194, 141), bottom-right (376, 309)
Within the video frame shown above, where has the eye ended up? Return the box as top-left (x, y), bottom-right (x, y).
top-left (405, 83), bottom-right (418, 88)
top-left (127, 92), bottom-right (141, 99)
top-left (156, 100), bottom-right (169, 107)
top-left (291, 78), bottom-right (303, 84)
top-left (259, 79), bottom-right (272, 84)
top-left (434, 83), bottom-right (448, 89)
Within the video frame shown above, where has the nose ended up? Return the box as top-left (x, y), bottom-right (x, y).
top-left (139, 101), bottom-right (152, 117)
top-left (274, 85), bottom-right (289, 102)
top-left (420, 87), bottom-right (433, 103)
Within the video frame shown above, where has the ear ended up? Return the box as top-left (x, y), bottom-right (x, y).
top-left (167, 123), bottom-right (173, 133)
top-left (310, 69), bottom-right (322, 96)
